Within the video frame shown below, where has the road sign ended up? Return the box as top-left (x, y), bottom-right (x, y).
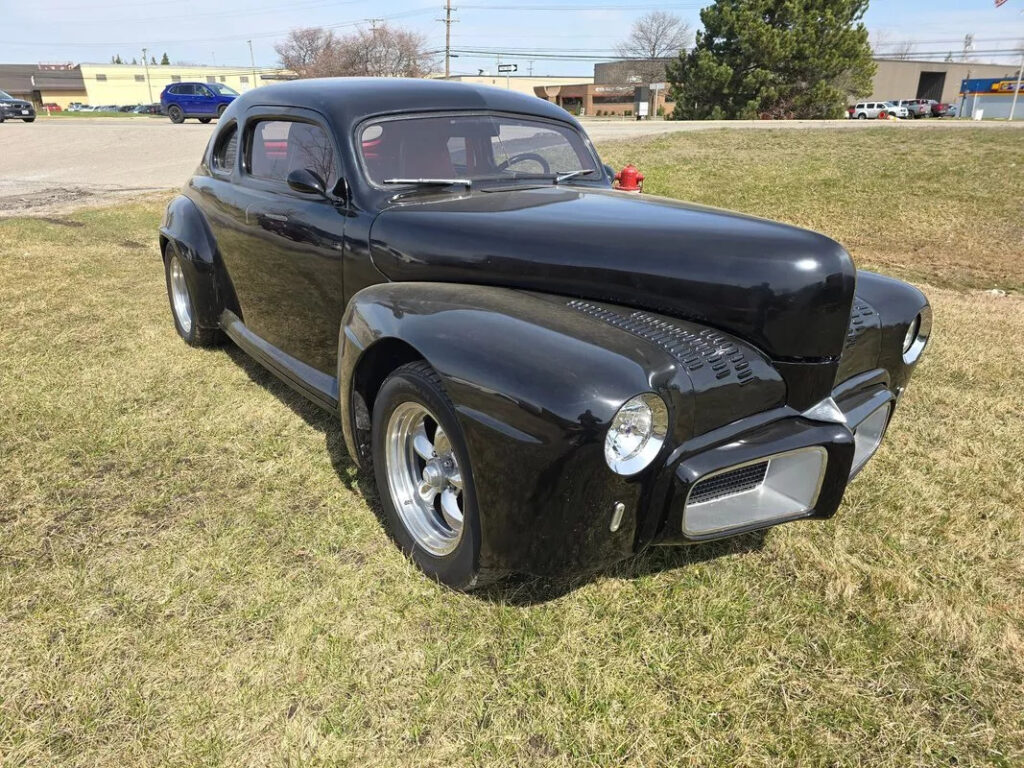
top-left (497, 64), bottom-right (518, 73)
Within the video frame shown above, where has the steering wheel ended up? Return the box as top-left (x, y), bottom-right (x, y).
top-left (497, 152), bottom-right (551, 175)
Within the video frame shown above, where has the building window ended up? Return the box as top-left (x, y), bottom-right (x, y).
top-left (171, 75), bottom-right (181, 82)
top-left (207, 76), bottom-right (216, 83)
top-left (219, 76), bottom-right (226, 83)
top-left (134, 74), bottom-right (145, 82)
top-left (95, 74), bottom-right (107, 81)
top-left (240, 76), bottom-right (249, 84)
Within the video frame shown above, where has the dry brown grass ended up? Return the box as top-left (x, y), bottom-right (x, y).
top-left (1, 129), bottom-right (1023, 766)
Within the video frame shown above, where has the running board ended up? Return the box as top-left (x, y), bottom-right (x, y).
top-left (220, 310), bottom-right (339, 414)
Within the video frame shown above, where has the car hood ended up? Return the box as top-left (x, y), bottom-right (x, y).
top-left (369, 186), bottom-right (856, 365)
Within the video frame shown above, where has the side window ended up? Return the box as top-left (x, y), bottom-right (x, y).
top-left (176, 84), bottom-right (194, 96)
top-left (211, 123), bottom-right (238, 174)
top-left (197, 86), bottom-right (213, 98)
top-left (248, 120), bottom-right (336, 188)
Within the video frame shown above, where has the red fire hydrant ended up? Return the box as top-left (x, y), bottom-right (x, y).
top-left (614, 164), bottom-right (644, 193)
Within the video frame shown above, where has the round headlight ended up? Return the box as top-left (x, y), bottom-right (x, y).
top-left (604, 393), bottom-right (669, 475)
top-left (902, 315), bottom-right (921, 355)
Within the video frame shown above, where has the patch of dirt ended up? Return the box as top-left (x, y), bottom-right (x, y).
top-left (0, 187), bottom-right (168, 218)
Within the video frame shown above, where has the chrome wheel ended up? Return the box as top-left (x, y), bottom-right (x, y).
top-left (168, 257), bottom-right (193, 335)
top-left (384, 402), bottom-right (465, 556)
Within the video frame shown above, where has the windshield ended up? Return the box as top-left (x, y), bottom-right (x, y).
top-left (210, 83), bottom-right (238, 96)
top-left (0, 90), bottom-right (12, 100)
top-left (358, 113), bottom-right (599, 186)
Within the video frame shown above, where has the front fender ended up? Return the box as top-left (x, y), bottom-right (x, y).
top-left (339, 283), bottom-right (785, 575)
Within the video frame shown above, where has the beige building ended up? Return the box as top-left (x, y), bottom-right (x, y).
top-left (0, 62), bottom-right (292, 108)
top-left (441, 74), bottom-right (593, 97)
top-left (866, 58), bottom-right (1021, 105)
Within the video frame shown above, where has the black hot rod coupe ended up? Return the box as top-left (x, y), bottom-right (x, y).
top-left (159, 79), bottom-right (931, 590)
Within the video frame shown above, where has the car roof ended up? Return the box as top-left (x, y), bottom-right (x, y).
top-left (233, 77), bottom-right (582, 131)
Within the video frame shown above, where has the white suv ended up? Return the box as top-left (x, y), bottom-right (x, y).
top-left (849, 101), bottom-right (907, 119)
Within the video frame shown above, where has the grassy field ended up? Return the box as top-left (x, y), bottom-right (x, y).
top-left (1, 128), bottom-right (1022, 766)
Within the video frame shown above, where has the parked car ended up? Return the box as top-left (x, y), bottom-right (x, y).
top-left (160, 81), bottom-right (237, 123)
top-left (849, 101), bottom-right (901, 119)
top-left (895, 99), bottom-right (931, 118)
top-left (883, 101), bottom-right (909, 119)
top-left (41, 103), bottom-right (62, 113)
top-left (132, 103), bottom-right (162, 114)
top-left (928, 100), bottom-right (951, 117)
top-left (119, 104), bottom-right (137, 112)
top-left (159, 79), bottom-right (932, 590)
top-left (0, 89), bottom-right (36, 122)
top-left (67, 102), bottom-right (85, 111)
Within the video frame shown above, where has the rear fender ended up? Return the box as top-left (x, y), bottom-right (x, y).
top-left (158, 194), bottom-right (234, 329)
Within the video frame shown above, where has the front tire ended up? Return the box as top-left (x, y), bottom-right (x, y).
top-left (163, 248), bottom-right (221, 347)
top-left (857, 113), bottom-right (867, 120)
top-left (199, 117), bottom-right (212, 124)
top-left (371, 361), bottom-right (496, 591)
top-left (167, 105), bottom-right (185, 124)
top-left (217, 104), bottom-right (227, 118)
top-left (23, 117), bottom-right (35, 123)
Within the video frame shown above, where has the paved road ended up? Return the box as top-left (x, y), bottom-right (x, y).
top-left (2, 115), bottom-right (1021, 216)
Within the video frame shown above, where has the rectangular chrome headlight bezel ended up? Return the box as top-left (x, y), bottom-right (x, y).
top-left (849, 403), bottom-right (892, 479)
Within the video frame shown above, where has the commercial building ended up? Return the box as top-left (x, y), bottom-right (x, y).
top-left (866, 58), bottom-right (1019, 105)
top-left (959, 77), bottom-right (1024, 120)
top-left (0, 62), bottom-right (293, 108)
top-left (441, 74), bottom-right (593, 97)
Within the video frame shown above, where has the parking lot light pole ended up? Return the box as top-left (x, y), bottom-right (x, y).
top-left (1010, 53), bottom-right (1024, 122)
top-left (141, 47), bottom-right (153, 105)
top-left (248, 40), bottom-right (257, 91)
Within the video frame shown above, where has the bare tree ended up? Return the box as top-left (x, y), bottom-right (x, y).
top-left (276, 24), bottom-right (436, 79)
top-left (892, 41), bottom-right (915, 61)
top-left (274, 27), bottom-right (340, 78)
top-left (339, 25), bottom-right (437, 78)
top-left (616, 11), bottom-right (691, 60)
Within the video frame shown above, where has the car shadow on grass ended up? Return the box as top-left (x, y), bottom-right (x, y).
top-left (223, 344), bottom-right (768, 605)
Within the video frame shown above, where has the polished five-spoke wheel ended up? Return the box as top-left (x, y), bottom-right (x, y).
top-left (163, 246), bottom-right (221, 347)
top-left (372, 361), bottom-right (495, 590)
top-left (168, 256), bottom-right (193, 336)
top-left (385, 402), bottom-right (464, 556)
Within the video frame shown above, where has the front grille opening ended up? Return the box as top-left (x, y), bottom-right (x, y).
top-left (689, 461), bottom-right (769, 505)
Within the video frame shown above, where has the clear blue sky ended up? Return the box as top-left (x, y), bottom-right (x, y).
top-left (4, 0), bottom-right (1023, 75)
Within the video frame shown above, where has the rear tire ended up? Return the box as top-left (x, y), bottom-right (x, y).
top-left (199, 117), bottom-right (212, 124)
top-left (23, 117), bottom-right (35, 123)
top-left (163, 247), bottom-right (221, 347)
top-left (371, 361), bottom-right (498, 591)
top-left (168, 105), bottom-right (185, 124)
top-left (857, 113), bottom-right (867, 120)
top-left (217, 104), bottom-right (227, 118)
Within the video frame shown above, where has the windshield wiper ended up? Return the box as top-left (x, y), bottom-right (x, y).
top-left (382, 178), bottom-right (472, 188)
top-left (554, 169), bottom-right (597, 184)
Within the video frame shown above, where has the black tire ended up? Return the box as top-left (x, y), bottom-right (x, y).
top-left (857, 113), bottom-right (867, 120)
top-left (23, 117), bottom-right (35, 123)
top-left (167, 104), bottom-right (185, 124)
top-left (217, 104), bottom-right (227, 118)
top-left (162, 247), bottom-right (221, 347)
top-left (371, 361), bottom-right (499, 591)
top-left (0, 113), bottom-right (5, 124)
top-left (199, 117), bottom-right (212, 124)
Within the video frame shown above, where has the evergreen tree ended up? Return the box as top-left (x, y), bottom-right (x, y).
top-left (160, 52), bottom-right (170, 65)
top-left (667, 0), bottom-right (876, 120)
top-left (114, 54), bottom-right (123, 64)
top-left (131, 57), bottom-right (137, 65)
top-left (151, 55), bottom-right (157, 65)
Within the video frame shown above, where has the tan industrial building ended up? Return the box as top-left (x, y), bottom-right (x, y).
top-left (866, 58), bottom-right (1020, 105)
top-left (0, 62), bottom-right (292, 108)
top-left (441, 74), bottom-right (593, 97)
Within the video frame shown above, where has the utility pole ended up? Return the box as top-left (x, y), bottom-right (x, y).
top-left (141, 47), bottom-right (153, 104)
top-left (248, 40), bottom-right (257, 91)
top-left (442, 0), bottom-right (454, 78)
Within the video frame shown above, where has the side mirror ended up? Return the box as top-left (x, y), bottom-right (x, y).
top-left (287, 168), bottom-right (327, 197)
top-left (603, 163), bottom-right (616, 181)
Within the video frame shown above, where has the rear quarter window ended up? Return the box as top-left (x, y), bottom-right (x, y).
top-left (211, 123), bottom-right (238, 175)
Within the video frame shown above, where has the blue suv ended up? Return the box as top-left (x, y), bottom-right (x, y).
top-left (160, 82), bottom-right (238, 124)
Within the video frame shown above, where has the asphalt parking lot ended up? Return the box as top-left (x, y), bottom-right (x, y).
top-left (1, 115), bottom-right (1021, 216)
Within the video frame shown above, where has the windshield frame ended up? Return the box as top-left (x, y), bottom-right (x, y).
top-left (353, 110), bottom-right (603, 192)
